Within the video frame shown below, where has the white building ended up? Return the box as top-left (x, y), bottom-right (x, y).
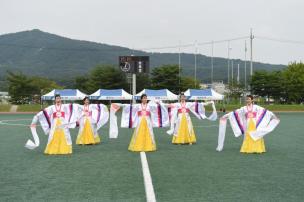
top-left (200, 81), bottom-right (227, 95)
top-left (0, 92), bottom-right (10, 103)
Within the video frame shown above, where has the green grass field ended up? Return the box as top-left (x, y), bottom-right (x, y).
top-left (16, 104), bottom-right (43, 112)
top-left (0, 113), bottom-right (303, 201)
top-left (217, 104), bottom-right (304, 112)
top-left (1, 103), bottom-right (303, 113)
top-left (0, 103), bottom-right (304, 112)
top-left (0, 104), bottom-right (11, 112)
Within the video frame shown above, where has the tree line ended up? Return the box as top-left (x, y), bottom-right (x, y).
top-left (6, 62), bottom-right (304, 104)
top-left (251, 62), bottom-right (304, 104)
top-left (6, 64), bottom-right (198, 104)
top-left (6, 72), bottom-right (61, 104)
top-left (225, 62), bottom-right (304, 104)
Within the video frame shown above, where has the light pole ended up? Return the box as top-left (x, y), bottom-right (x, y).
top-left (237, 64), bottom-right (240, 84)
top-left (178, 41), bottom-right (181, 93)
top-left (244, 40), bottom-right (247, 90)
top-left (131, 54), bottom-right (136, 104)
top-left (250, 28), bottom-right (254, 76)
top-left (194, 40), bottom-right (197, 88)
top-left (211, 40), bottom-right (214, 84)
top-left (227, 41), bottom-right (231, 84)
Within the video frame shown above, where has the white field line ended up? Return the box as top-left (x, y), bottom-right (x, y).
top-left (0, 118), bottom-right (32, 122)
top-left (193, 124), bottom-right (218, 128)
top-left (0, 122), bottom-right (30, 127)
top-left (0, 119), bottom-right (33, 127)
top-left (140, 152), bottom-right (156, 202)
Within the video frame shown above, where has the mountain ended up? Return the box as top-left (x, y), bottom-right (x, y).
top-left (0, 29), bottom-right (285, 89)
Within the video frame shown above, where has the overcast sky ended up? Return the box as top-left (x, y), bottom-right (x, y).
top-left (1, 0), bottom-right (303, 65)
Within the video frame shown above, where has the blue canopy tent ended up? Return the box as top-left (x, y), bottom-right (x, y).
top-left (184, 89), bottom-right (224, 100)
top-left (41, 89), bottom-right (87, 100)
top-left (89, 89), bottom-right (132, 100)
top-left (135, 89), bottom-right (178, 100)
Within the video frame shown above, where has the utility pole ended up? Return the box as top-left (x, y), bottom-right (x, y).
top-left (194, 40), bottom-right (197, 88)
top-left (237, 64), bottom-right (240, 84)
top-left (250, 28), bottom-right (254, 76)
top-left (211, 40), bottom-right (214, 84)
top-left (131, 54), bottom-right (136, 104)
top-left (244, 40), bottom-right (247, 90)
top-left (227, 41), bottom-right (230, 84)
top-left (179, 41), bottom-right (181, 94)
top-left (231, 60), bottom-right (234, 81)
top-left (132, 74), bottom-right (136, 104)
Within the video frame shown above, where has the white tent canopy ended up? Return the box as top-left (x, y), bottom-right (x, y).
top-left (41, 89), bottom-right (87, 100)
top-left (135, 89), bottom-right (178, 100)
top-left (184, 88), bottom-right (224, 100)
top-left (89, 89), bottom-right (132, 100)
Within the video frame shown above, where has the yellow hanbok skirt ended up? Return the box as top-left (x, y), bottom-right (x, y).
top-left (44, 119), bottom-right (72, 155)
top-left (172, 113), bottom-right (196, 144)
top-left (128, 116), bottom-right (156, 152)
top-left (240, 118), bottom-right (266, 153)
top-left (76, 118), bottom-right (100, 145)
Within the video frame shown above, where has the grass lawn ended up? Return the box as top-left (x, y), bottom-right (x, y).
top-left (0, 104), bottom-right (11, 112)
top-left (1, 103), bottom-right (303, 113)
top-left (17, 104), bottom-right (44, 112)
top-left (0, 112), bottom-right (303, 201)
top-left (213, 104), bottom-right (304, 112)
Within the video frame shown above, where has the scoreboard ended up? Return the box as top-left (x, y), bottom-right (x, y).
top-left (119, 56), bottom-right (149, 74)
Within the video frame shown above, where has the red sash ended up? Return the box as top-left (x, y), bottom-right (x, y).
top-left (178, 108), bottom-right (190, 114)
top-left (138, 110), bottom-right (151, 117)
top-left (53, 111), bottom-right (65, 118)
top-left (84, 110), bottom-right (92, 117)
top-left (246, 111), bottom-right (257, 118)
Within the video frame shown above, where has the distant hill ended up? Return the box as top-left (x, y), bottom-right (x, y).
top-left (0, 29), bottom-right (285, 89)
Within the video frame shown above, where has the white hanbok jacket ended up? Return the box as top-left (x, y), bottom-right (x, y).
top-left (166, 101), bottom-right (218, 136)
top-left (109, 101), bottom-right (169, 142)
top-left (216, 104), bottom-right (280, 151)
top-left (25, 104), bottom-right (79, 150)
top-left (77, 104), bottom-right (109, 137)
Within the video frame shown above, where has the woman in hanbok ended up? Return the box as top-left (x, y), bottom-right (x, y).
top-left (109, 94), bottom-right (169, 152)
top-left (217, 95), bottom-right (280, 153)
top-left (26, 94), bottom-right (79, 154)
top-left (167, 93), bottom-right (217, 144)
top-left (76, 97), bottom-right (109, 145)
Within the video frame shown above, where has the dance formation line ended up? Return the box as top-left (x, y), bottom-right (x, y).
top-left (24, 93), bottom-right (280, 154)
top-left (18, 93), bottom-right (280, 201)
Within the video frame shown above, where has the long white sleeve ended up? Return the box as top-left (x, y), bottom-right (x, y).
top-left (25, 111), bottom-right (45, 150)
top-left (249, 111), bottom-right (280, 141)
top-left (109, 103), bottom-right (120, 138)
